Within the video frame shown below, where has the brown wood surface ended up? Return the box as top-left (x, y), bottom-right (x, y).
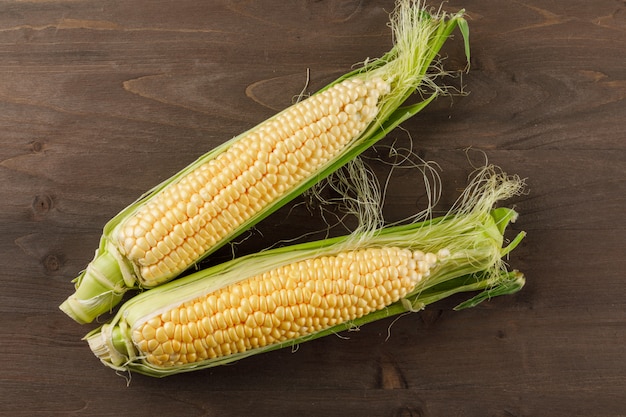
top-left (1, 0), bottom-right (624, 416)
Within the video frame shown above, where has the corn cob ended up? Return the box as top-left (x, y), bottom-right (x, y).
top-left (116, 76), bottom-right (390, 285)
top-left (131, 246), bottom-right (447, 368)
top-left (60, 0), bottom-right (470, 324)
top-left (86, 165), bottom-right (526, 377)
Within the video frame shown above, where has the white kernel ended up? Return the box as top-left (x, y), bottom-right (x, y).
top-left (304, 137), bottom-right (318, 150)
top-left (140, 250), bottom-right (158, 266)
top-left (186, 202), bottom-right (198, 218)
top-left (320, 117), bottom-right (332, 130)
top-left (286, 154), bottom-right (299, 172)
top-left (425, 252), bottom-right (438, 266)
top-left (292, 115), bottom-right (305, 129)
top-left (156, 241), bottom-right (171, 257)
top-left (128, 245), bottom-right (145, 261)
top-left (377, 80), bottom-right (391, 94)
top-left (240, 171), bottom-right (255, 188)
top-left (173, 203), bottom-right (187, 223)
top-left (135, 237), bottom-right (151, 253)
top-left (231, 178), bottom-right (246, 195)
top-left (132, 224), bottom-right (146, 239)
top-left (267, 152), bottom-right (280, 167)
top-left (125, 217), bottom-right (139, 227)
top-left (120, 235), bottom-right (134, 253)
top-left (398, 265), bottom-right (409, 277)
top-left (167, 249), bottom-right (181, 264)
top-left (259, 139), bottom-right (273, 153)
top-left (412, 250), bottom-right (425, 260)
top-left (346, 86), bottom-right (359, 101)
top-left (365, 96), bottom-right (378, 108)
top-left (182, 221), bottom-right (194, 237)
top-left (312, 104), bottom-right (324, 120)
top-left (344, 103), bottom-right (356, 115)
top-left (274, 148), bottom-right (286, 162)
top-left (410, 272), bottom-right (422, 282)
top-left (288, 118), bottom-right (300, 133)
top-left (266, 174), bottom-right (277, 185)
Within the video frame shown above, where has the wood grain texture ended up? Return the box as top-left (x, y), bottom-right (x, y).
top-left (1, 0), bottom-right (624, 416)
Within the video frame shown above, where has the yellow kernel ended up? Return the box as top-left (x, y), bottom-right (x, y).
top-left (161, 321), bottom-right (176, 339)
top-left (204, 334), bottom-right (217, 349)
top-left (187, 321), bottom-right (199, 339)
top-left (156, 241), bottom-right (170, 258)
top-left (326, 293), bottom-right (337, 308)
top-left (253, 311), bottom-right (265, 327)
top-left (215, 312), bottom-right (227, 330)
top-left (162, 340), bottom-right (174, 355)
top-left (310, 292), bottom-right (322, 308)
top-left (135, 339), bottom-right (148, 353)
top-left (213, 329), bottom-right (224, 345)
top-left (128, 245), bottom-right (146, 261)
top-left (223, 309), bottom-right (235, 327)
top-left (181, 326), bottom-right (193, 344)
top-left (249, 294), bottom-right (260, 311)
top-left (245, 314), bottom-right (257, 329)
top-left (147, 339), bottom-right (159, 352)
top-left (270, 327), bottom-right (282, 340)
top-left (274, 306), bottom-right (285, 321)
top-left (299, 304), bottom-right (308, 319)
top-left (235, 339), bottom-right (247, 353)
top-left (141, 250), bottom-right (158, 266)
top-left (205, 295), bottom-right (218, 314)
top-left (235, 324), bottom-right (246, 340)
top-left (365, 274), bottom-right (376, 289)
top-left (227, 327), bottom-right (239, 343)
top-left (186, 306), bottom-right (198, 323)
top-left (266, 295), bottom-right (277, 313)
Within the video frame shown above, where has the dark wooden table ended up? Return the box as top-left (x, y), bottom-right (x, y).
top-left (1, 1), bottom-right (624, 416)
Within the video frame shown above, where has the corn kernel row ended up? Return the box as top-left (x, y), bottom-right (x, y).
top-left (131, 246), bottom-right (444, 367)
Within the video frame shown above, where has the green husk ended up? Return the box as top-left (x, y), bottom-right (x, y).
top-left (85, 165), bottom-right (526, 377)
top-left (61, 0), bottom-right (471, 324)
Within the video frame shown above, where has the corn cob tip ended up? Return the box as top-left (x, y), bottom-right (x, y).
top-left (60, 296), bottom-right (94, 325)
top-left (86, 330), bottom-right (110, 361)
top-left (85, 324), bottom-right (130, 370)
top-left (60, 248), bottom-right (130, 324)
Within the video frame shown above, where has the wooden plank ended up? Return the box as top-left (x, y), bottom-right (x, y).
top-left (1, 0), bottom-right (624, 416)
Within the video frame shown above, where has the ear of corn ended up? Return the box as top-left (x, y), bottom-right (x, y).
top-left (61, 1), bottom-right (471, 324)
top-left (85, 165), bottom-right (526, 377)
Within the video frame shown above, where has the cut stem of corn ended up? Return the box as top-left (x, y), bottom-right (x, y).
top-left (85, 165), bottom-right (526, 377)
top-left (61, 0), bottom-right (471, 324)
